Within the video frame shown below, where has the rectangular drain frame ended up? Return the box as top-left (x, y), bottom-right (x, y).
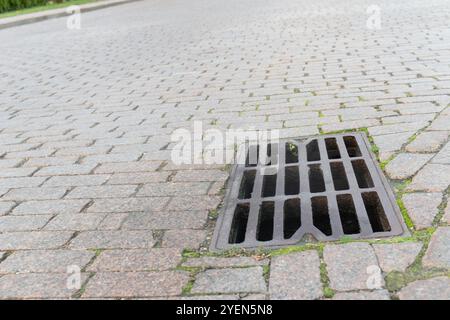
top-left (210, 132), bottom-right (407, 250)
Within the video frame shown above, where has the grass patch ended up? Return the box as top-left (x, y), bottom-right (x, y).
top-left (0, 0), bottom-right (96, 19)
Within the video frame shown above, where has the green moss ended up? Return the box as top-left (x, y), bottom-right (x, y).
top-left (269, 243), bottom-right (321, 257)
top-left (397, 197), bottom-right (414, 230)
top-left (293, 88), bottom-right (300, 94)
top-left (323, 287), bottom-right (335, 299)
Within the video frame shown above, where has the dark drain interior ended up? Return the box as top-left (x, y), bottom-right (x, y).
top-left (212, 133), bottom-right (405, 250)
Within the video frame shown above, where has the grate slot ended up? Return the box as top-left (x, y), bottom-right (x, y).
top-left (337, 194), bottom-right (360, 234)
top-left (228, 203), bottom-right (250, 244)
top-left (283, 198), bottom-right (301, 239)
top-left (362, 192), bottom-right (391, 232)
top-left (257, 201), bottom-right (275, 241)
top-left (212, 133), bottom-right (405, 250)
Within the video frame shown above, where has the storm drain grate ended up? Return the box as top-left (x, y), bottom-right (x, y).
top-left (211, 132), bottom-right (406, 250)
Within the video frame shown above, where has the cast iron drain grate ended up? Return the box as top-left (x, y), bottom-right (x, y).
top-left (211, 132), bottom-right (406, 250)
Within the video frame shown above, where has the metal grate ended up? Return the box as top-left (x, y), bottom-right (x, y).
top-left (211, 132), bottom-right (406, 250)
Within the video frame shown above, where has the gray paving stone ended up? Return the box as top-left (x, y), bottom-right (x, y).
top-left (34, 164), bottom-right (96, 176)
top-left (87, 197), bottom-right (170, 213)
top-left (0, 177), bottom-right (46, 189)
top-left (94, 161), bottom-right (163, 174)
top-left (97, 213), bottom-right (129, 230)
top-left (65, 185), bottom-right (137, 199)
top-left (172, 170), bottom-right (228, 182)
top-left (372, 243), bottom-right (423, 272)
top-left (123, 210), bottom-right (208, 230)
top-left (44, 175), bottom-right (110, 187)
top-left (0, 202), bottom-right (15, 216)
top-left (162, 229), bottom-right (207, 249)
top-left (0, 250), bottom-right (95, 273)
top-left (183, 256), bottom-right (268, 268)
top-left (2, 187), bottom-right (68, 201)
top-left (332, 290), bottom-right (391, 300)
top-left (324, 243), bottom-right (383, 291)
top-left (136, 182), bottom-right (210, 197)
top-left (402, 193), bottom-right (442, 229)
top-left (44, 213), bottom-right (107, 231)
top-left (83, 271), bottom-right (189, 298)
top-left (269, 251), bottom-right (322, 300)
top-left (69, 230), bottom-right (155, 249)
top-left (87, 248), bottom-right (182, 271)
top-left (0, 214), bottom-right (52, 232)
top-left (0, 231), bottom-right (73, 250)
top-left (179, 295), bottom-right (240, 300)
top-left (106, 172), bottom-right (169, 184)
top-left (167, 196), bottom-right (221, 211)
top-left (0, 167), bottom-right (37, 178)
top-left (406, 131), bottom-right (449, 153)
top-left (431, 142), bottom-right (450, 164)
top-left (192, 267), bottom-right (266, 294)
top-left (12, 199), bottom-right (89, 215)
top-left (0, 273), bottom-right (84, 299)
top-left (398, 277), bottom-right (450, 300)
top-left (407, 164), bottom-right (450, 192)
top-left (443, 203), bottom-right (450, 224)
top-left (385, 153), bottom-right (433, 180)
top-left (422, 227), bottom-right (450, 269)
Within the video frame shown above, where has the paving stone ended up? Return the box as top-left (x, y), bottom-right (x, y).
top-left (162, 229), bottom-right (207, 249)
top-left (406, 131), bottom-right (449, 153)
top-left (178, 295), bottom-right (240, 300)
top-left (172, 170), bottom-right (228, 182)
top-left (192, 267), bottom-right (266, 294)
top-left (269, 251), bottom-right (322, 300)
top-left (385, 153), bottom-right (433, 180)
top-left (0, 177), bottom-right (46, 189)
top-left (69, 230), bottom-right (155, 249)
top-left (12, 199), bottom-right (89, 215)
top-left (136, 182), bottom-right (210, 197)
top-left (44, 213), bottom-right (107, 231)
top-left (167, 196), bottom-right (221, 211)
top-left (183, 256), bottom-right (268, 268)
top-left (83, 271), bottom-right (189, 298)
top-left (407, 164), bottom-right (450, 192)
top-left (65, 185), bottom-right (137, 199)
top-left (94, 161), bottom-right (163, 174)
top-left (0, 273), bottom-right (84, 299)
top-left (443, 204), bottom-right (450, 224)
top-left (44, 175), bottom-right (110, 187)
top-left (0, 231), bottom-right (73, 250)
top-left (0, 202), bottom-right (15, 216)
top-left (88, 248), bottom-right (182, 272)
top-left (332, 290), bottom-right (391, 300)
top-left (398, 277), bottom-right (450, 300)
top-left (34, 164), bottom-right (97, 176)
top-left (0, 215), bottom-right (52, 232)
top-left (87, 197), bottom-right (169, 213)
top-left (372, 243), bottom-right (423, 272)
top-left (0, 250), bottom-right (95, 273)
top-left (106, 172), bottom-right (170, 184)
top-left (324, 243), bottom-right (383, 291)
top-left (372, 132), bottom-right (415, 158)
top-left (402, 193), bottom-right (442, 229)
top-left (123, 210), bottom-right (208, 230)
top-left (2, 187), bottom-right (68, 201)
top-left (422, 227), bottom-right (450, 269)
top-left (97, 213), bottom-right (129, 230)
top-left (431, 142), bottom-right (450, 164)
top-left (0, 167), bottom-right (37, 178)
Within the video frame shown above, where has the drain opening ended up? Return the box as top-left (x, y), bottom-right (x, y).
top-left (261, 171), bottom-right (277, 197)
top-left (352, 160), bottom-right (374, 188)
top-left (284, 198), bottom-right (301, 239)
top-left (238, 170), bottom-right (256, 199)
top-left (330, 162), bottom-right (350, 190)
top-left (344, 136), bottom-right (362, 157)
top-left (362, 192), bottom-right (391, 232)
top-left (285, 166), bottom-right (300, 195)
top-left (213, 133), bottom-right (405, 250)
top-left (312, 196), bottom-right (332, 236)
top-left (337, 194), bottom-right (360, 234)
top-left (228, 203), bottom-right (250, 244)
top-left (285, 142), bottom-right (299, 163)
top-left (257, 201), bottom-right (274, 241)
top-left (306, 139), bottom-right (320, 161)
top-left (309, 164), bottom-right (325, 193)
top-left (325, 138), bottom-right (341, 159)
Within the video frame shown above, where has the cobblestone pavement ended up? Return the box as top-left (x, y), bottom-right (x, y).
top-left (0, 0), bottom-right (449, 299)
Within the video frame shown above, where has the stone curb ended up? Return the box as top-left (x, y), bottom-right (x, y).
top-left (0, 0), bottom-right (141, 30)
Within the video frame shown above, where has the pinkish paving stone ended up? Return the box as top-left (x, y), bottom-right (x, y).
top-left (372, 243), bottom-right (422, 272)
top-left (407, 164), bottom-right (450, 192)
top-left (162, 229), bottom-right (207, 250)
top-left (422, 227), bottom-right (450, 269)
top-left (332, 290), bottom-right (390, 300)
top-left (385, 153), bottom-right (433, 179)
top-left (406, 131), bottom-right (449, 153)
top-left (402, 193), bottom-right (442, 229)
top-left (183, 256), bottom-right (268, 268)
top-left (398, 277), bottom-right (450, 300)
